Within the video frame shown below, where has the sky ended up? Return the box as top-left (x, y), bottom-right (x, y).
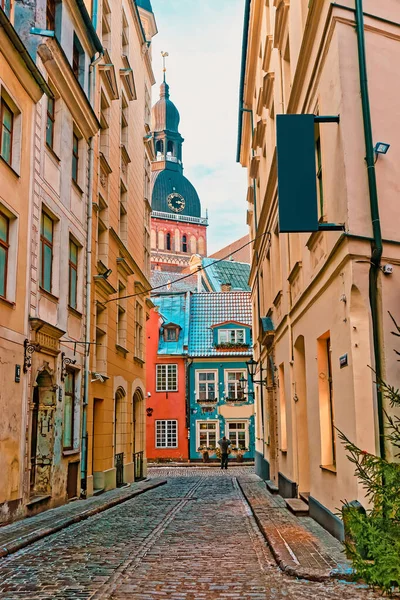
top-left (150, 0), bottom-right (248, 255)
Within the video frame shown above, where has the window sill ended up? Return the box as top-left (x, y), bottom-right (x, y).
top-left (0, 154), bottom-right (20, 177)
top-left (0, 295), bottom-right (16, 308)
top-left (280, 448), bottom-right (288, 454)
top-left (63, 448), bottom-right (80, 456)
top-left (45, 144), bottom-right (61, 163)
top-left (134, 355), bottom-right (145, 365)
top-left (320, 464), bottom-right (337, 474)
top-left (68, 305), bottom-right (83, 318)
top-left (116, 344), bottom-right (129, 357)
top-left (39, 287), bottom-right (59, 302)
top-left (72, 179), bottom-right (84, 196)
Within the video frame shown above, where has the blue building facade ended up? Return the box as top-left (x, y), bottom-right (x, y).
top-left (188, 292), bottom-right (255, 461)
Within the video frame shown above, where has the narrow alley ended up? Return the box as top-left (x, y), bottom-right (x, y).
top-left (0, 469), bottom-right (381, 599)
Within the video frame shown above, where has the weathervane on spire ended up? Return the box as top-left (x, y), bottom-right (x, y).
top-left (161, 50), bottom-right (169, 82)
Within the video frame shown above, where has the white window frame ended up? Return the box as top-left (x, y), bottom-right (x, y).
top-left (0, 201), bottom-right (18, 303)
top-left (156, 363), bottom-right (178, 392)
top-left (196, 420), bottom-right (219, 449)
top-left (155, 420), bottom-right (178, 448)
top-left (225, 419), bottom-right (249, 449)
top-left (218, 328), bottom-right (245, 344)
top-left (224, 369), bottom-right (246, 399)
top-left (195, 369), bottom-right (218, 402)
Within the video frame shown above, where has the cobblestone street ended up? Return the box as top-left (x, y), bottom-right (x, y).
top-left (0, 469), bottom-right (382, 599)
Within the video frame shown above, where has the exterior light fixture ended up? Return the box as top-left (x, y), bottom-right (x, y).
top-left (242, 358), bottom-right (268, 387)
top-left (374, 142), bottom-right (390, 155)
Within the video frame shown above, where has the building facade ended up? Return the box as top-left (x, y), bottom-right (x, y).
top-left (237, 0), bottom-right (400, 539)
top-left (85, 0), bottom-right (157, 495)
top-left (0, 4), bottom-right (49, 520)
top-left (150, 77), bottom-right (208, 273)
top-left (146, 293), bottom-right (190, 461)
top-left (188, 292), bottom-right (255, 462)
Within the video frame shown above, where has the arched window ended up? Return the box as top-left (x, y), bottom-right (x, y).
top-left (182, 235), bottom-right (187, 253)
top-left (167, 140), bottom-right (174, 156)
top-left (166, 232), bottom-right (171, 250)
top-left (156, 140), bottom-right (164, 156)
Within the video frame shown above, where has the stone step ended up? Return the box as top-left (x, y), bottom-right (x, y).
top-left (285, 498), bottom-right (309, 517)
top-left (266, 480), bottom-right (279, 494)
top-left (93, 488), bottom-right (105, 496)
top-left (299, 491), bottom-right (310, 505)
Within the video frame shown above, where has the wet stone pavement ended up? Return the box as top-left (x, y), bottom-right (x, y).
top-left (0, 468), bottom-right (382, 599)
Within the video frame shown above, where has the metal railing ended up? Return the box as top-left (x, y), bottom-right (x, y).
top-left (115, 452), bottom-right (125, 487)
top-left (151, 210), bottom-right (208, 226)
top-left (133, 451), bottom-right (144, 481)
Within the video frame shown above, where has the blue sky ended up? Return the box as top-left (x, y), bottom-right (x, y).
top-left (150, 0), bottom-right (248, 254)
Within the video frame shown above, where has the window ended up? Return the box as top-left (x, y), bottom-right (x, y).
top-left (156, 420), bottom-right (177, 448)
top-left (46, 0), bottom-right (56, 30)
top-left (135, 301), bottom-right (144, 359)
top-left (225, 371), bottom-right (245, 400)
top-left (156, 364), bottom-right (178, 392)
top-left (0, 0), bottom-right (10, 16)
top-left (166, 328), bottom-right (177, 341)
top-left (46, 96), bottom-right (55, 149)
top-left (122, 10), bottom-right (129, 55)
top-left (68, 239), bottom-right (78, 309)
top-left (119, 183), bottom-right (127, 242)
top-left (218, 329), bottom-right (245, 345)
top-left (72, 132), bottom-right (79, 183)
top-left (40, 212), bottom-right (53, 292)
top-left (72, 34), bottom-right (84, 85)
top-left (0, 98), bottom-right (13, 165)
top-left (182, 235), bottom-right (187, 253)
top-left (100, 92), bottom-right (110, 159)
top-left (117, 281), bottom-right (127, 350)
top-left (198, 421), bottom-right (218, 448)
top-left (227, 421), bottom-right (247, 449)
top-left (196, 371), bottom-right (217, 401)
top-left (63, 371), bottom-right (75, 449)
top-left (166, 233), bottom-right (171, 251)
top-left (102, 0), bottom-right (111, 53)
top-left (121, 95), bottom-right (128, 147)
top-left (0, 212), bottom-right (9, 298)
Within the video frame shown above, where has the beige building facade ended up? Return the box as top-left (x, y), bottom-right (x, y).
top-left (0, 4), bottom-right (49, 520)
top-left (238, 0), bottom-right (400, 539)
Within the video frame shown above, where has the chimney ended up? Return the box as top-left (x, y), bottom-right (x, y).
top-left (221, 282), bottom-right (232, 292)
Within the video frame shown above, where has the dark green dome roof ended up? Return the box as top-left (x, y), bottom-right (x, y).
top-left (151, 170), bottom-right (201, 217)
top-left (152, 82), bottom-right (180, 133)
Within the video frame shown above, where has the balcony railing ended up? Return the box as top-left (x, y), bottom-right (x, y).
top-left (155, 154), bottom-right (180, 164)
top-left (152, 210), bottom-right (208, 226)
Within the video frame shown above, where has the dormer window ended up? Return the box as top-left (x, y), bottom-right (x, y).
top-left (163, 323), bottom-right (180, 342)
top-left (218, 329), bottom-right (245, 345)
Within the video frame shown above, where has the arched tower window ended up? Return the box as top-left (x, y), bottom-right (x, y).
top-left (182, 235), bottom-right (188, 253)
top-left (167, 140), bottom-right (174, 157)
top-left (166, 232), bottom-right (171, 251)
top-left (156, 140), bottom-right (164, 156)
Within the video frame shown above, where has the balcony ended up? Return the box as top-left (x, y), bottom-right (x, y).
top-left (154, 154), bottom-right (180, 164)
top-left (152, 210), bottom-right (208, 226)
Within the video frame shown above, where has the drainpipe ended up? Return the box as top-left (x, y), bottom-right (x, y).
top-left (81, 50), bottom-right (103, 495)
top-left (355, 0), bottom-right (385, 459)
top-left (186, 358), bottom-right (193, 461)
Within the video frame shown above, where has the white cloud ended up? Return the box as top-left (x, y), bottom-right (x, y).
top-left (150, 0), bottom-right (248, 254)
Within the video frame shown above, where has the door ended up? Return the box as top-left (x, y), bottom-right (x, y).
top-left (67, 462), bottom-right (79, 499)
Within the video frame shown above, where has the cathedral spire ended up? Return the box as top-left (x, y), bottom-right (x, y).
top-left (161, 50), bottom-right (169, 83)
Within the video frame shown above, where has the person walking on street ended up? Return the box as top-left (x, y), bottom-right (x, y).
top-left (218, 436), bottom-right (231, 470)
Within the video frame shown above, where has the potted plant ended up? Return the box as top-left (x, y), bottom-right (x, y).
top-left (231, 446), bottom-right (248, 463)
top-left (197, 445), bottom-right (215, 462)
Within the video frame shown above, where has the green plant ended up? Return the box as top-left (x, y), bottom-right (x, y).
top-left (339, 314), bottom-right (400, 595)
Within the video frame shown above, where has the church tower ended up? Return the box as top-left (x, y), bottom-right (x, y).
top-left (150, 67), bottom-right (208, 272)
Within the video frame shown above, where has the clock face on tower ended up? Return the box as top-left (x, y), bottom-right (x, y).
top-left (167, 192), bottom-right (185, 213)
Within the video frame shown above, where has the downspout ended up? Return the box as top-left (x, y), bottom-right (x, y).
top-left (186, 358), bottom-right (193, 461)
top-left (81, 50), bottom-right (103, 495)
top-left (355, 0), bottom-right (385, 458)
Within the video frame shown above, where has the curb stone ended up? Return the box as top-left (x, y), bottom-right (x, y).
top-left (237, 478), bottom-right (354, 583)
top-left (0, 479), bottom-right (167, 559)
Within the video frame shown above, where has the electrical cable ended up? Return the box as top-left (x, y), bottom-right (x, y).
top-left (104, 229), bottom-right (271, 303)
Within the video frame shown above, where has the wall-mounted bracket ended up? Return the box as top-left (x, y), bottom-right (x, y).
top-left (61, 352), bottom-right (77, 382)
top-left (314, 115), bottom-right (340, 124)
top-left (30, 28), bottom-right (55, 37)
top-left (23, 339), bottom-right (40, 373)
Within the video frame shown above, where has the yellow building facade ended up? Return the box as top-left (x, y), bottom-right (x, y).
top-left (85, 0), bottom-right (157, 495)
top-left (238, 0), bottom-right (400, 539)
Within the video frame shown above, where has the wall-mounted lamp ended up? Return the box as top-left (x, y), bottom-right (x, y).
top-left (146, 407), bottom-right (153, 417)
top-left (102, 268), bottom-right (112, 279)
top-left (374, 142), bottom-right (390, 155)
top-left (239, 358), bottom-right (268, 392)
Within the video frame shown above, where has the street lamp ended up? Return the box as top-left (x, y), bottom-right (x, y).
top-left (239, 358), bottom-right (269, 392)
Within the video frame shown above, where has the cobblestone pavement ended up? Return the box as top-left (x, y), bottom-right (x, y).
top-left (0, 473), bottom-right (382, 599)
